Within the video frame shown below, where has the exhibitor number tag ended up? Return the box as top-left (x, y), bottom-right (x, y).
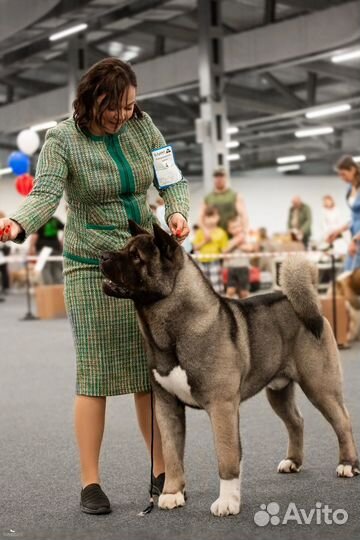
top-left (152, 145), bottom-right (182, 189)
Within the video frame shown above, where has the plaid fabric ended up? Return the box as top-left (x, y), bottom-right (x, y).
top-left (11, 113), bottom-right (190, 396)
top-left (64, 266), bottom-right (150, 396)
top-left (198, 261), bottom-right (224, 294)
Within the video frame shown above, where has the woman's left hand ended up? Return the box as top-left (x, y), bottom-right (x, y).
top-left (168, 213), bottom-right (190, 243)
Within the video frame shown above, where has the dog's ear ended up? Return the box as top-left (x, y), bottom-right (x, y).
top-left (128, 220), bottom-right (149, 237)
top-left (153, 223), bottom-right (179, 258)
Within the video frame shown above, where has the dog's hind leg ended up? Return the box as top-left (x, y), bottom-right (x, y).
top-left (299, 377), bottom-right (359, 478)
top-left (207, 398), bottom-right (241, 517)
top-left (266, 381), bottom-right (304, 473)
top-left (153, 385), bottom-right (186, 510)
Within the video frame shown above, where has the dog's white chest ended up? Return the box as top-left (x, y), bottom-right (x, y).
top-left (153, 366), bottom-right (198, 406)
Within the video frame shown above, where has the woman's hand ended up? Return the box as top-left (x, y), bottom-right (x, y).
top-left (0, 218), bottom-right (22, 242)
top-left (168, 213), bottom-right (190, 243)
top-left (348, 239), bottom-right (358, 257)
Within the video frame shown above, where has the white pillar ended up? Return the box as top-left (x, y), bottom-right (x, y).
top-left (197, 0), bottom-right (228, 192)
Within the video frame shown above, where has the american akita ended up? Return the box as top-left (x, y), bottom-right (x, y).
top-left (101, 221), bottom-right (359, 517)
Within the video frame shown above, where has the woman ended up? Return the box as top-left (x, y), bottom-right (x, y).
top-left (330, 156), bottom-right (360, 271)
top-left (0, 58), bottom-right (190, 514)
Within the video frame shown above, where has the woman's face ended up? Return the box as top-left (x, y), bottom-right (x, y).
top-left (94, 85), bottom-right (136, 134)
top-left (338, 167), bottom-right (356, 184)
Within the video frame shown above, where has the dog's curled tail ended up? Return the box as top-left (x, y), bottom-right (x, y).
top-left (280, 254), bottom-right (323, 339)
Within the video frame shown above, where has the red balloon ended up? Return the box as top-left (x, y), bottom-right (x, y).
top-left (15, 173), bottom-right (34, 196)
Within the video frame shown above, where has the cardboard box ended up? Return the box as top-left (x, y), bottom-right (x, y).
top-left (34, 284), bottom-right (66, 320)
top-left (320, 296), bottom-right (348, 346)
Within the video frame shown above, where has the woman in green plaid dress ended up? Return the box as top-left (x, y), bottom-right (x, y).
top-left (0, 58), bottom-right (190, 514)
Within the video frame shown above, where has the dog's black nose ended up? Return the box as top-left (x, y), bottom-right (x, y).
top-left (101, 252), bottom-right (112, 262)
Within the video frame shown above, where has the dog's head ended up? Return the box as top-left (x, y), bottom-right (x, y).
top-left (100, 220), bottom-right (184, 304)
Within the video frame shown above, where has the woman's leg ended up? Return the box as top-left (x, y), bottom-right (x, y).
top-left (134, 391), bottom-right (165, 477)
top-left (75, 395), bottom-right (106, 487)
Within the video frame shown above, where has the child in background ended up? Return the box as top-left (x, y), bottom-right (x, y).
top-left (224, 214), bottom-right (254, 299)
top-left (193, 206), bottom-right (228, 293)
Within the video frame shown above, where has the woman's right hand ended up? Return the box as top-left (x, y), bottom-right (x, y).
top-left (0, 218), bottom-right (22, 242)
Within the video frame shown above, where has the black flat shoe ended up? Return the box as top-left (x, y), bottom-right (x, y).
top-left (149, 472), bottom-right (165, 496)
top-left (80, 483), bottom-right (111, 514)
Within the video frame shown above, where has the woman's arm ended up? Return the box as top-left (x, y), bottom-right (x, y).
top-left (145, 113), bottom-right (190, 235)
top-left (9, 127), bottom-right (68, 243)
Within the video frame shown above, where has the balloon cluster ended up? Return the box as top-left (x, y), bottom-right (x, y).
top-left (6, 129), bottom-right (40, 196)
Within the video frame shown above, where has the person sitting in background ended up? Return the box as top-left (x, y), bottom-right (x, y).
top-left (199, 167), bottom-right (249, 233)
top-left (223, 214), bottom-right (254, 299)
top-left (193, 206), bottom-right (228, 293)
top-left (29, 216), bottom-right (64, 284)
top-left (287, 196), bottom-right (312, 248)
top-left (321, 194), bottom-right (350, 255)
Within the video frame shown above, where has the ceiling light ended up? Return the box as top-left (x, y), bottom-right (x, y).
top-left (0, 167), bottom-right (12, 176)
top-left (276, 155), bottom-right (306, 165)
top-left (49, 23), bottom-right (88, 42)
top-left (277, 164), bottom-right (300, 172)
top-left (227, 153), bottom-right (241, 161)
top-left (295, 126), bottom-right (334, 138)
top-left (226, 141), bottom-right (240, 149)
top-left (353, 156), bottom-right (360, 163)
top-left (331, 49), bottom-right (360, 63)
top-left (227, 126), bottom-right (239, 135)
top-left (305, 104), bottom-right (351, 119)
top-left (30, 120), bottom-right (58, 131)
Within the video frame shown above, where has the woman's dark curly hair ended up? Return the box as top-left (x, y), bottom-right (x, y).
top-left (336, 155), bottom-right (360, 188)
top-left (73, 57), bottom-right (142, 131)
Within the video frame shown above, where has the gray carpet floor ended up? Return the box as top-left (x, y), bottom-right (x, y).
top-left (0, 293), bottom-right (359, 540)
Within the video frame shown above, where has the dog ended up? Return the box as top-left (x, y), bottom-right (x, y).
top-left (334, 269), bottom-right (360, 341)
top-left (100, 221), bottom-right (359, 517)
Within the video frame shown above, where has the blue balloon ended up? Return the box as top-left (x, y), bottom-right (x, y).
top-left (7, 151), bottom-right (30, 175)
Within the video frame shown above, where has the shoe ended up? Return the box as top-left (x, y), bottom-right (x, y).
top-left (80, 483), bottom-right (111, 514)
top-left (149, 472), bottom-right (165, 496)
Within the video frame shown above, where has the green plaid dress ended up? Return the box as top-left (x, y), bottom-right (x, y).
top-left (11, 114), bottom-right (190, 396)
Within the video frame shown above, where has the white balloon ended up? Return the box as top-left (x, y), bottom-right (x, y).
top-left (16, 129), bottom-right (40, 156)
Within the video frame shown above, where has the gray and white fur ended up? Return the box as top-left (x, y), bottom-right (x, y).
top-left (101, 222), bottom-right (359, 517)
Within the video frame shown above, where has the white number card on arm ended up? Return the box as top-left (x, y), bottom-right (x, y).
top-left (152, 145), bottom-right (182, 189)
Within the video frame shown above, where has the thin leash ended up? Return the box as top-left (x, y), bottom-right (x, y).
top-left (138, 387), bottom-right (155, 516)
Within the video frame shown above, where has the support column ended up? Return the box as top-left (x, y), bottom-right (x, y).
top-left (197, 0), bottom-right (228, 192)
top-left (68, 33), bottom-right (88, 114)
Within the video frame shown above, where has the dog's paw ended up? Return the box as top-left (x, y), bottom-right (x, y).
top-left (210, 494), bottom-right (241, 517)
top-left (336, 463), bottom-right (360, 478)
top-left (277, 459), bottom-right (301, 473)
top-left (158, 492), bottom-right (185, 510)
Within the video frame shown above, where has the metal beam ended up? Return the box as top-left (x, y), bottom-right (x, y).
top-left (137, 21), bottom-right (197, 43)
top-left (1, 0), bottom-right (171, 65)
top-left (264, 0), bottom-right (276, 23)
top-left (306, 72), bottom-right (317, 106)
top-left (198, 0), bottom-right (228, 187)
top-left (1, 1), bottom-right (360, 133)
top-left (1, 75), bottom-right (57, 94)
top-left (168, 95), bottom-right (198, 119)
top-left (225, 84), bottom-right (293, 114)
top-left (261, 72), bottom-right (306, 108)
top-left (304, 60), bottom-right (360, 84)
top-left (278, 0), bottom-right (336, 11)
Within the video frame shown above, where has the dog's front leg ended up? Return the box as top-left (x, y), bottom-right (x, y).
top-left (207, 399), bottom-right (241, 517)
top-left (153, 384), bottom-right (186, 510)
